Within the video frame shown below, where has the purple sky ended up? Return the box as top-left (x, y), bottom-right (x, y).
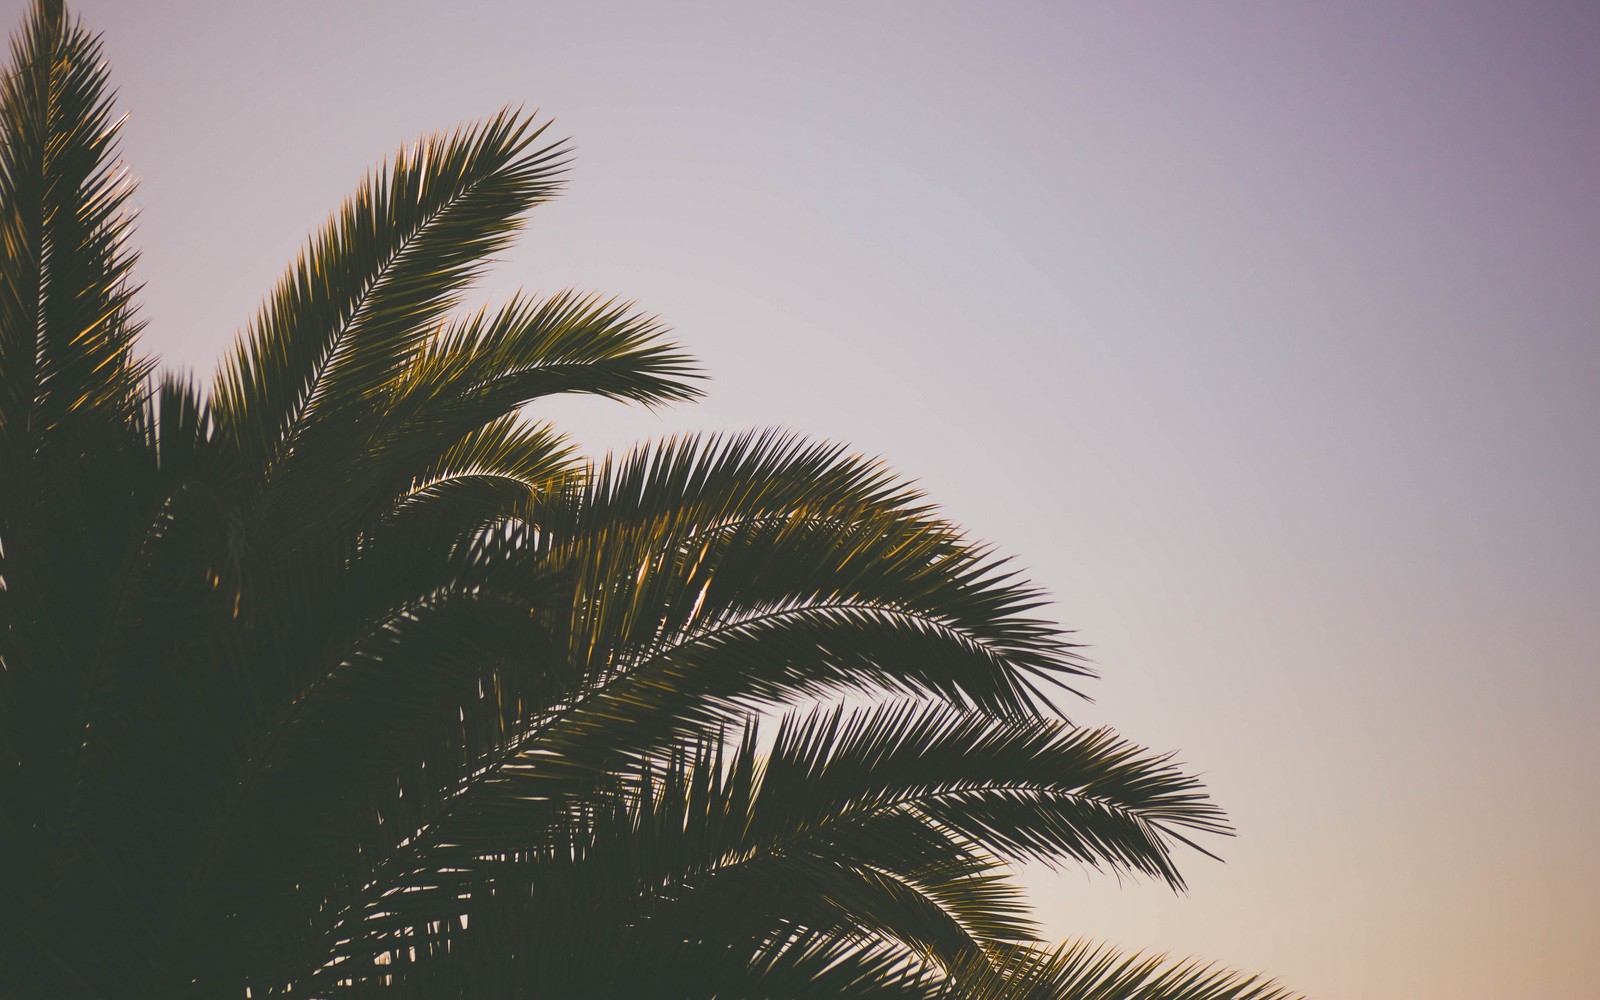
top-left (43, 1), bottom-right (1600, 996)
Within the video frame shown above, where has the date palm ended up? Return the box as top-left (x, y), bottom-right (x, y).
top-left (0, 3), bottom-right (1299, 997)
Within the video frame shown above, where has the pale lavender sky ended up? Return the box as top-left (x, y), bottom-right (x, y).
top-left (44, 1), bottom-right (1600, 997)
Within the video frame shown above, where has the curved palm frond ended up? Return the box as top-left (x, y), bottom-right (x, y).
top-left (210, 107), bottom-right (563, 482)
top-left (328, 702), bottom-right (1230, 994)
top-left (511, 430), bottom-right (1089, 766)
top-left (941, 939), bottom-right (1304, 1000)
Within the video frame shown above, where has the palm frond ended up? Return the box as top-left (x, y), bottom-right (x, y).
top-left (402, 288), bottom-right (702, 413)
top-left (737, 926), bottom-right (942, 1000)
top-left (754, 702), bottom-right (1231, 888)
top-left (329, 701), bottom-right (1231, 993)
top-left (286, 289), bottom-right (702, 543)
top-left (0, 0), bottom-right (146, 450)
top-left (495, 430), bottom-right (1087, 782)
top-left (942, 939), bottom-right (1305, 1000)
top-left (210, 107), bottom-right (566, 490)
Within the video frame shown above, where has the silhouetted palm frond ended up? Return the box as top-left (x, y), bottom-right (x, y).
top-left (939, 939), bottom-right (1303, 1000)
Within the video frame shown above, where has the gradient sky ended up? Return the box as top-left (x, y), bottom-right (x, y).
top-left (42, 1), bottom-right (1600, 996)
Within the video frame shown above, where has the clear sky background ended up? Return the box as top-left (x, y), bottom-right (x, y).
top-left (38, 1), bottom-right (1600, 996)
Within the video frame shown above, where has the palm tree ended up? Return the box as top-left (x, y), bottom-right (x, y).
top-left (0, 3), bottom-right (1300, 997)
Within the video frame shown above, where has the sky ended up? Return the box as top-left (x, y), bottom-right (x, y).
top-left (35, 1), bottom-right (1600, 996)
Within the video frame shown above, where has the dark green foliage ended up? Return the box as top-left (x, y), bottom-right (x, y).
top-left (0, 3), bottom-right (1301, 997)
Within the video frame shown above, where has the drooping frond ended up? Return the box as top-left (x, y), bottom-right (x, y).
top-left (324, 702), bottom-right (1230, 992)
top-left (271, 289), bottom-right (702, 542)
top-left (403, 289), bottom-right (702, 414)
top-left (735, 926), bottom-right (943, 999)
top-left (755, 701), bottom-right (1231, 888)
top-left (496, 430), bottom-right (1089, 779)
top-left (941, 939), bottom-right (1305, 1000)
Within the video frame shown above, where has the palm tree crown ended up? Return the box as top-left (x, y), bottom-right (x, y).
top-left (0, 3), bottom-right (1300, 997)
